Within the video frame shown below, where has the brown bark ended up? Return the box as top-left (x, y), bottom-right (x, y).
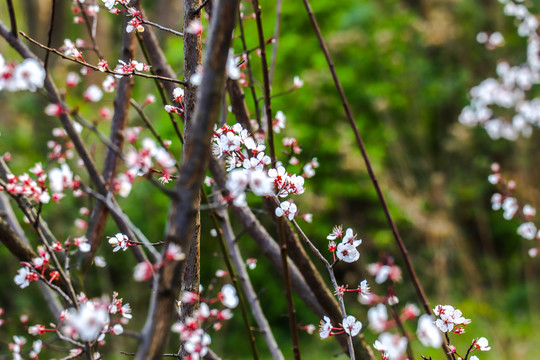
top-left (135, 1), bottom-right (239, 358)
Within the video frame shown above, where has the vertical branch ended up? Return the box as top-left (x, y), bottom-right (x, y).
top-left (237, 13), bottom-right (262, 130)
top-left (135, 1), bottom-right (240, 358)
top-left (205, 192), bottom-right (260, 360)
top-left (6, 0), bottom-right (17, 37)
top-left (269, 0), bottom-right (283, 86)
top-left (83, 14), bottom-right (136, 272)
top-left (251, 0), bottom-right (276, 164)
top-left (290, 220), bottom-right (356, 360)
top-left (251, 2), bottom-right (301, 357)
top-left (44, 0), bottom-right (56, 70)
top-left (178, 0), bottom-right (203, 331)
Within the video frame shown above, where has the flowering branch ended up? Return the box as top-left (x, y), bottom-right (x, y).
top-left (298, 2), bottom-right (453, 359)
top-left (213, 195), bottom-right (284, 360)
top-left (19, 31), bottom-right (187, 85)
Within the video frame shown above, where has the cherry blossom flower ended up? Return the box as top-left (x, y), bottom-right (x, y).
top-left (14, 267), bottom-right (38, 289)
top-left (246, 258), bottom-right (257, 270)
top-left (219, 284), bottom-right (239, 309)
top-left (94, 256), bottom-right (107, 268)
top-left (273, 111), bottom-right (286, 133)
top-left (293, 76), bottom-right (304, 89)
top-left (433, 304), bottom-right (471, 333)
top-left (48, 163), bottom-right (74, 193)
top-left (358, 279), bottom-right (370, 299)
top-left (342, 315), bottom-right (362, 336)
top-left (319, 316), bottom-right (332, 339)
top-left (374, 333), bottom-right (408, 360)
top-left (102, 75), bottom-right (117, 92)
top-left (13, 59), bottom-right (46, 92)
top-left (73, 236), bottom-right (91, 252)
top-left (186, 19), bottom-right (204, 35)
top-left (108, 233), bottom-right (130, 252)
top-left (84, 84), bottom-right (103, 102)
top-left (518, 222), bottom-right (536, 240)
top-left (417, 314), bottom-right (442, 348)
top-left (226, 49), bottom-right (240, 80)
top-left (133, 262), bottom-right (153, 281)
top-left (475, 337), bottom-right (491, 351)
top-left (66, 301), bottom-right (109, 341)
top-left (184, 329), bottom-right (211, 358)
top-left (44, 103), bottom-right (63, 116)
top-left (248, 169), bottom-right (273, 196)
top-left (523, 204), bottom-right (536, 218)
top-left (173, 87), bottom-right (184, 103)
top-left (275, 201), bottom-right (297, 221)
top-left (336, 242), bottom-right (359, 263)
top-left (66, 72), bottom-right (80, 87)
top-left (368, 304), bottom-right (388, 333)
top-left (327, 225), bottom-right (343, 240)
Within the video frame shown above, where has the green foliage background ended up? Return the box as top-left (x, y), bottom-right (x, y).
top-left (1, 0), bottom-right (540, 358)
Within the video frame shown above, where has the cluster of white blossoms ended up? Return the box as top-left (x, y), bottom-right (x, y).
top-left (7, 336), bottom-right (42, 360)
top-left (488, 163), bottom-right (540, 257)
top-left (0, 54), bottom-right (45, 92)
top-left (433, 304), bottom-right (471, 333)
top-left (1, 162), bottom-right (81, 205)
top-left (459, 0), bottom-right (540, 140)
top-left (367, 304), bottom-right (441, 359)
top-left (319, 315), bottom-right (362, 339)
top-left (211, 123), bottom-right (305, 219)
top-left (63, 294), bottom-right (130, 343)
top-left (114, 137), bottom-right (176, 197)
top-left (173, 284), bottom-right (237, 360)
top-left (327, 226), bottom-right (362, 263)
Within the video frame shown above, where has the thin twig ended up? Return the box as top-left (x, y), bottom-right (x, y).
top-left (290, 219), bottom-right (355, 360)
top-left (130, 99), bottom-right (181, 173)
top-left (76, 1), bottom-right (104, 58)
top-left (191, 0), bottom-right (209, 15)
top-left (71, 113), bottom-right (125, 158)
top-left (44, 0), bottom-right (56, 70)
top-left (269, 0), bottom-right (283, 86)
top-left (20, 31), bottom-right (186, 85)
top-left (236, 12), bottom-right (262, 130)
top-left (205, 191), bottom-right (261, 360)
top-left (82, 185), bottom-right (161, 262)
top-left (142, 19), bottom-right (184, 37)
top-left (135, 33), bottom-right (185, 145)
top-left (389, 304), bottom-right (414, 360)
top-left (251, 1), bottom-right (299, 357)
top-left (212, 192), bottom-right (283, 360)
top-left (251, 0), bottom-right (276, 164)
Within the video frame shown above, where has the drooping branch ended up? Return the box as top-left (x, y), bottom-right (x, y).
top-left (19, 32), bottom-right (186, 85)
top-left (299, 2), bottom-right (451, 358)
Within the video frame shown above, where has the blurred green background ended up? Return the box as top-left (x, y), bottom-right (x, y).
top-left (1, 0), bottom-right (540, 359)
